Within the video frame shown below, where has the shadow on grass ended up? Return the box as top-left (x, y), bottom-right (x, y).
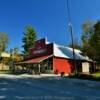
top-left (68, 73), bottom-right (100, 81)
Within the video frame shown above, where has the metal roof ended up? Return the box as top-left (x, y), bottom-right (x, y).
top-left (53, 43), bottom-right (92, 61)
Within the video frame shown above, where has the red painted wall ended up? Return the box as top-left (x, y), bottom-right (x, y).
top-left (53, 57), bottom-right (73, 74)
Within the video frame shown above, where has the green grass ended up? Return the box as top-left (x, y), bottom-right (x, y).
top-left (68, 72), bottom-right (100, 81)
top-left (92, 73), bottom-right (100, 77)
top-left (0, 70), bottom-right (13, 74)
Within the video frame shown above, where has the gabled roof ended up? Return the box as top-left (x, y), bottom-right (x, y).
top-left (53, 43), bottom-right (92, 61)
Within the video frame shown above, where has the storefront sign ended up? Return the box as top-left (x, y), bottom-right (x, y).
top-left (33, 48), bottom-right (47, 55)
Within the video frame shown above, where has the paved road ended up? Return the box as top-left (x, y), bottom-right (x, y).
top-left (0, 76), bottom-right (100, 100)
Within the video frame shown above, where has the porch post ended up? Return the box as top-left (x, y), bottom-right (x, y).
top-left (38, 63), bottom-right (41, 74)
top-left (53, 57), bottom-right (54, 72)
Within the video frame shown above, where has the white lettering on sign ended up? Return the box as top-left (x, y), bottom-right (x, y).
top-left (33, 49), bottom-right (47, 54)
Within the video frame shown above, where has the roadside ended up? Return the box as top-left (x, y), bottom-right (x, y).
top-left (68, 72), bottom-right (100, 81)
top-left (0, 73), bottom-right (61, 79)
top-left (0, 69), bottom-right (100, 81)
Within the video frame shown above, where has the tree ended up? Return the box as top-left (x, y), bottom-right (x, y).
top-left (81, 20), bottom-right (100, 64)
top-left (12, 47), bottom-right (23, 62)
top-left (13, 47), bottom-right (19, 56)
top-left (13, 47), bottom-right (23, 62)
top-left (0, 32), bottom-right (9, 52)
top-left (22, 25), bottom-right (37, 56)
top-left (89, 21), bottom-right (100, 63)
top-left (81, 21), bottom-right (94, 56)
top-left (10, 47), bottom-right (19, 60)
top-left (81, 21), bottom-right (94, 46)
top-left (68, 43), bottom-right (81, 50)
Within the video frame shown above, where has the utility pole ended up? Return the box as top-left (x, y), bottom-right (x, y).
top-left (69, 23), bottom-right (77, 75)
top-left (10, 48), bottom-right (15, 72)
top-left (66, 0), bottom-right (77, 75)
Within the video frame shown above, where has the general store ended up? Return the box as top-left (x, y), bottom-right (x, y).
top-left (16, 38), bottom-right (95, 74)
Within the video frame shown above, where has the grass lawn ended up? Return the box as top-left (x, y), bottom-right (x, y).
top-left (92, 73), bottom-right (100, 78)
top-left (0, 70), bottom-right (13, 74)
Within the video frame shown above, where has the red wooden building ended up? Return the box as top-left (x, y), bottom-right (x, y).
top-left (17, 38), bottom-right (95, 74)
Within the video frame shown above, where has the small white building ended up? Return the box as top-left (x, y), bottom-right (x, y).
top-left (1, 52), bottom-right (10, 58)
top-left (0, 52), bottom-right (10, 70)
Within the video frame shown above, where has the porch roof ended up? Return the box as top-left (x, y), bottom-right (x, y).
top-left (17, 55), bottom-right (53, 64)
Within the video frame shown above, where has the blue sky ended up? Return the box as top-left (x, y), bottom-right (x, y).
top-left (0, 0), bottom-right (100, 52)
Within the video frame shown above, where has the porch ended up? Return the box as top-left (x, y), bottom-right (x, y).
top-left (15, 55), bottom-right (53, 74)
